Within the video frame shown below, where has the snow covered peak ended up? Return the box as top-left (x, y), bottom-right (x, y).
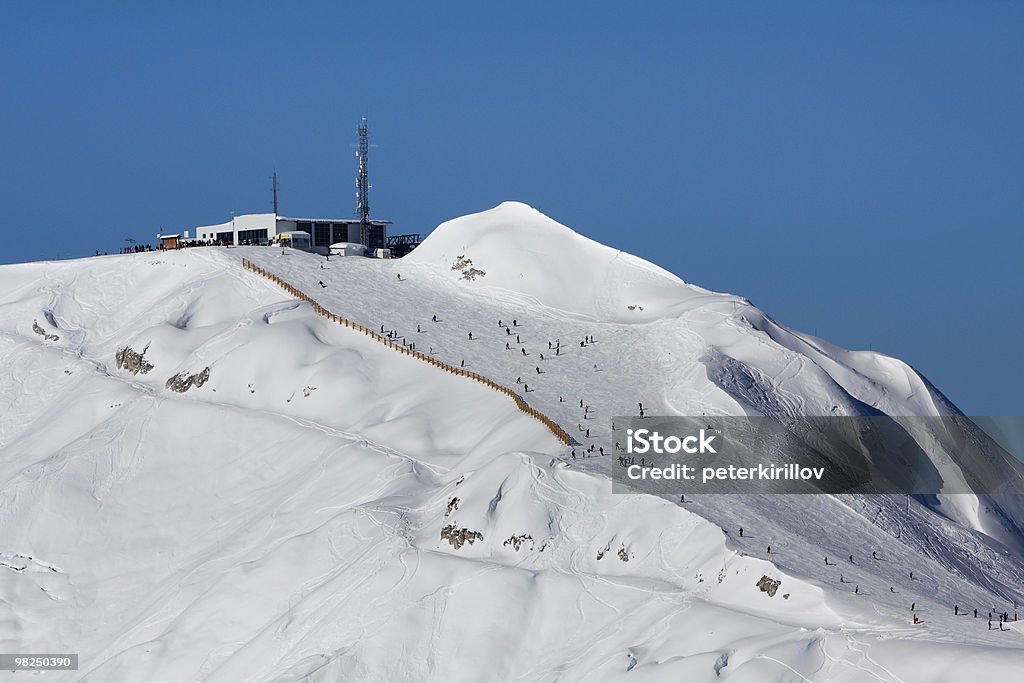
top-left (405, 202), bottom-right (719, 323)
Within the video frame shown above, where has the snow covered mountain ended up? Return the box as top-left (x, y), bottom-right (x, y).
top-left (2, 201), bottom-right (1023, 681)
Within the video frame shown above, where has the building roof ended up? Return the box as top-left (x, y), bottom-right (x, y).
top-left (279, 216), bottom-right (392, 225)
top-left (157, 234), bottom-right (181, 239)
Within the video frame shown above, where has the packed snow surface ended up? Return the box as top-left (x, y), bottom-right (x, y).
top-left (1, 201), bottom-right (1023, 681)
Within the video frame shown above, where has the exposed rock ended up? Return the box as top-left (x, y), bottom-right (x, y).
top-left (756, 575), bottom-right (781, 597)
top-left (618, 545), bottom-right (630, 562)
top-left (504, 534), bottom-right (534, 551)
top-left (32, 321), bottom-right (60, 342)
top-left (441, 524), bottom-right (483, 550)
top-left (445, 497), bottom-right (460, 518)
top-left (451, 254), bottom-right (486, 281)
top-left (165, 367), bottom-right (210, 393)
top-left (115, 345), bottom-right (153, 375)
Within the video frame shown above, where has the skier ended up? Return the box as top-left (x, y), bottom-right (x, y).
top-left (521, 348), bottom-right (526, 356)
top-left (319, 280), bottom-right (326, 288)
top-left (739, 528), bottom-right (744, 538)
top-left (512, 319), bottom-right (518, 327)
top-left (432, 314), bottom-right (437, 322)
top-left (506, 342), bottom-right (510, 350)
top-left (954, 605), bottom-right (959, 615)
top-left (855, 585), bottom-right (859, 594)
top-left (824, 556), bottom-right (828, 566)
top-left (417, 324), bottom-right (421, 333)
top-left (974, 608), bottom-right (978, 618)
top-left (498, 320), bottom-right (502, 327)
top-left (890, 586), bottom-right (895, 593)
top-left (506, 328), bottom-right (511, 335)
top-left (556, 348), bottom-right (560, 356)
top-left (468, 332), bottom-right (473, 340)
top-left (548, 341), bottom-right (552, 349)
top-left (516, 335), bottom-right (520, 343)
top-left (911, 602), bottom-right (916, 611)
top-left (872, 551), bottom-right (879, 560)
top-left (516, 377), bottom-right (522, 384)
top-left (536, 366), bottom-right (541, 374)
top-left (585, 428), bottom-right (590, 438)
top-left (524, 383), bottom-right (529, 392)
top-left (849, 554), bottom-right (854, 563)
top-left (460, 360), bottom-right (465, 367)
top-left (397, 274), bottom-right (401, 281)
top-left (909, 571), bottom-right (913, 580)
top-left (540, 353), bottom-right (544, 360)
top-left (767, 545), bottom-right (771, 555)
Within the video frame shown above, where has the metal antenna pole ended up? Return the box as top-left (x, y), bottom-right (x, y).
top-left (356, 119), bottom-right (371, 247)
top-left (272, 171), bottom-right (279, 215)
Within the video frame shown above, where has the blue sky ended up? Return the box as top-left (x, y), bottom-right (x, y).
top-left (1, 1), bottom-right (1021, 415)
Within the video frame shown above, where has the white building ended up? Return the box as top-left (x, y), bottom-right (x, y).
top-left (195, 213), bottom-right (390, 255)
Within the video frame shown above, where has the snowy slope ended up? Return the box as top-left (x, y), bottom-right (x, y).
top-left (2, 204), bottom-right (1024, 681)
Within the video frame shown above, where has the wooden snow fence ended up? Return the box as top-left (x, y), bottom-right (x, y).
top-left (242, 258), bottom-right (570, 445)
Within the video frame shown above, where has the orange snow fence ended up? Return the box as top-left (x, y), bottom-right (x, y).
top-left (242, 258), bottom-right (570, 445)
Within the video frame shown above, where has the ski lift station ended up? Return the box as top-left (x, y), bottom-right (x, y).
top-left (193, 213), bottom-right (390, 255)
top-left (188, 120), bottom-right (420, 258)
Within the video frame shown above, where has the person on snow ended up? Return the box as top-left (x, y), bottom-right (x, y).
top-left (513, 319), bottom-right (518, 327)
top-left (506, 342), bottom-right (511, 350)
top-left (872, 551), bottom-right (879, 560)
top-left (954, 605), bottom-right (959, 615)
top-left (432, 314), bottom-right (437, 322)
top-left (468, 332), bottom-right (473, 340)
top-left (536, 366), bottom-right (541, 374)
top-left (540, 353), bottom-right (544, 360)
top-left (319, 280), bottom-right (326, 288)
top-left (516, 377), bottom-right (522, 384)
top-left (849, 554), bottom-right (854, 563)
top-left (521, 348), bottom-right (527, 356)
top-left (524, 383), bottom-right (529, 392)
top-left (739, 528), bottom-right (744, 537)
top-left (516, 335), bottom-right (520, 343)
top-left (890, 586), bottom-right (895, 593)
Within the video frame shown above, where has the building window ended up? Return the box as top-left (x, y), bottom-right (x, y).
top-left (238, 229), bottom-right (268, 245)
top-left (313, 222), bottom-right (331, 247)
top-left (216, 231), bottom-right (234, 245)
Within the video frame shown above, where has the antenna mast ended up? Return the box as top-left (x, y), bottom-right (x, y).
top-left (272, 171), bottom-right (279, 215)
top-left (356, 118), bottom-right (371, 247)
